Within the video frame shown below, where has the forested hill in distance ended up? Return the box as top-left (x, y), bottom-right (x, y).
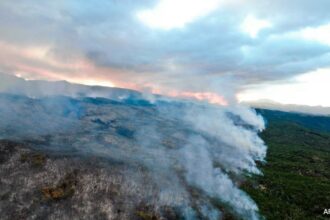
top-left (257, 108), bottom-right (330, 133)
top-left (245, 109), bottom-right (330, 220)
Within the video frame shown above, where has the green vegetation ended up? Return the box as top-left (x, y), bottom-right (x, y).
top-left (243, 110), bottom-right (330, 220)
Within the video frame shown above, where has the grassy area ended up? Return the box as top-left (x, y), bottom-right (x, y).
top-left (242, 111), bottom-right (330, 220)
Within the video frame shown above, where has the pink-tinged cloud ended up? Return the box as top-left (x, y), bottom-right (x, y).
top-left (0, 41), bottom-right (231, 105)
top-left (1, 0), bottom-right (330, 106)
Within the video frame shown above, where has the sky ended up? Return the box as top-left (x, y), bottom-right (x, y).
top-left (0, 0), bottom-right (330, 106)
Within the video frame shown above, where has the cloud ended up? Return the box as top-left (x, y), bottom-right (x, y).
top-left (137, 0), bottom-right (223, 29)
top-left (241, 15), bottom-right (272, 38)
top-left (0, 0), bottom-right (330, 102)
top-left (238, 67), bottom-right (330, 107)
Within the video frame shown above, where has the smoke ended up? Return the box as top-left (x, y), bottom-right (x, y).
top-left (160, 102), bottom-right (265, 219)
top-left (0, 76), bottom-right (266, 219)
top-left (181, 136), bottom-right (259, 219)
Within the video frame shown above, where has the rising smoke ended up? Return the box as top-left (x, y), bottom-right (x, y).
top-left (0, 74), bottom-right (266, 219)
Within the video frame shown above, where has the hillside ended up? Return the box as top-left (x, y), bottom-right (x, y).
top-left (243, 110), bottom-right (330, 220)
top-left (0, 93), bottom-right (266, 220)
top-left (0, 91), bottom-right (329, 219)
top-left (257, 109), bottom-right (330, 133)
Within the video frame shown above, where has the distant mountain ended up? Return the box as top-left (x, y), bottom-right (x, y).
top-left (246, 100), bottom-right (330, 116)
top-left (0, 73), bottom-right (145, 101)
top-left (257, 108), bottom-right (330, 133)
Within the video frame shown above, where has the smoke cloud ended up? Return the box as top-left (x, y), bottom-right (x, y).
top-left (0, 76), bottom-right (266, 219)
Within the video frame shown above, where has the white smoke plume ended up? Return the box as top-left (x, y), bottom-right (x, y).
top-left (0, 75), bottom-right (266, 219)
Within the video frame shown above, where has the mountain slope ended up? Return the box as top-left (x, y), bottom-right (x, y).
top-left (0, 73), bottom-right (145, 101)
top-left (243, 110), bottom-right (330, 220)
top-left (257, 109), bottom-right (330, 133)
top-left (0, 93), bottom-right (266, 220)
